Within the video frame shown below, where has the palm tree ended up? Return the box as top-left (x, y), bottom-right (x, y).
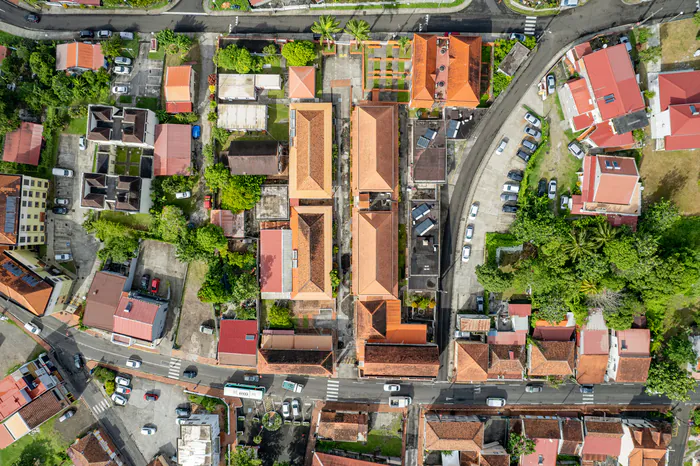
top-left (397, 36), bottom-right (411, 54)
top-left (591, 221), bottom-right (618, 248)
top-left (579, 280), bottom-right (599, 295)
top-left (344, 19), bottom-right (371, 46)
top-left (562, 230), bottom-right (594, 262)
top-left (311, 15), bottom-right (342, 49)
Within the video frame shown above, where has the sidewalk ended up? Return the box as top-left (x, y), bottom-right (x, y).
top-left (13, 0), bottom-right (182, 15)
top-left (202, 0), bottom-right (471, 16)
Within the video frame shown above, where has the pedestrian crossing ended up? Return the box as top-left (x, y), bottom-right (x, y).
top-left (91, 399), bottom-right (111, 415)
top-left (524, 16), bottom-right (537, 36)
top-left (168, 357), bottom-right (181, 380)
top-left (582, 393), bottom-right (595, 404)
top-left (326, 380), bottom-right (340, 401)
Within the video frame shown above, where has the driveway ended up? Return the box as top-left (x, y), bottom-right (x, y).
top-left (177, 260), bottom-right (217, 361)
top-left (113, 42), bottom-right (163, 100)
top-left (0, 318), bottom-right (44, 375)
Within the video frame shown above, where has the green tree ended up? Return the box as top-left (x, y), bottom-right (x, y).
top-left (104, 380), bottom-right (116, 395)
top-left (262, 44), bottom-right (278, 55)
top-left (507, 432), bottom-right (536, 457)
top-left (603, 295), bottom-right (644, 330)
top-left (101, 36), bottom-right (124, 58)
top-left (196, 224), bottom-right (228, 255)
top-left (664, 333), bottom-right (698, 368)
top-left (639, 45), bottom-right (662, 63)
top-left (204, 163), bottom-right (232, 190)
top-left (562, 230), bottom-right (594, 261)
top-left (639, 199), bottom-right (680, 235)
top-left (215, 44), bottom-right (254, 73)
top-left (475, 264), bottom-right (514, 292)
top-left (646, 360), bottom-right (696, 401)
top-left (311, 15), bottom-right (342, 48)
top-left (397, 36), bottom-right (411, 53)
top-left (603, 237), bottom-right (640, 273)
top-left (220, 175), bottom-right (266, 213)
top-left (344, 19), bottom-right (371, 45)
top-left (11, 439), bottom-right (55, 466)
top-left (281, 41), bottom-right (317, 67)
top-left (156, 30), bottom-right (193, 57)
top-left (161, 175), bottom-right (195, 194)
top-left (229, 448), bottom-right (262, 466)
top-left (532, 295), bottom-right (568, 324)
top-left (267, 304), bottom-right (294, 329)
top-left (29, 51), bottom-right (55, 86)
top-left (230, 272), bottom-right (259, 303)
top-left (158, 205), bottom-right (188, 243)
top-left (330, 269), bottom-right (340, 297)
top-left (85, 218), bottom-right (140, 263)
top-left (590, 221), bottom-right (618, 249)
top-left (694, 12), bottom-right (700, 25)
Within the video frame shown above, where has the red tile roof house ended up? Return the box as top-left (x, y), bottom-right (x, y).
top-left (153, 124), bottom-right (192, 176)
top-left (217, 319), bottom-right (258, 367)
top-left (606, 329), bottom-right (651, 383)
top-left (576, 309), bottom-right (610, 385)
top-left (2, 123), bottom-right (44, 166)
top-left (571, 155), bottom-right (643, 229)
top-left (67, 428), bottom-right (125, 466)
top-left (532, 312), bottom-right (576, 342)
top-left (620, 422), bottom-right (672, 466)
top-left (527, 340), bottom-right (575, 379)
top-left (210, 209), bottom-right (245, 238)
top-left (257, 330), bottom-right (335, 377)
top-left (82, 271), bottom-right (128, 332)
top-left (520, 417), bottom-right (562, 466)
top-left (581, 417), bottom-right (624, 465)
top-left (56, 42), bottom-right (106, 73)
top-left (487, 302), bottom-right (530, 346)
top-left (111, 292), bottom-right (168, 347)
top-left (259, 229), bottom-right (293, 300)
top-left (652, 70), bottom-right (700, 150)
top-left (316, 412), bottom-right (368, 442)
top-left (560, 43), bottom-right (647, 150)
top-left (164, 65), bottom-right (195, 114)
top-left (454, 342), bottom-right (528, 382)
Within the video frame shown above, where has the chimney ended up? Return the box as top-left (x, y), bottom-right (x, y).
top-left (124, 302), bottom-right (132, 313)
top-left (691, 105), bottom-right (699, 116)
top-left (509, 351), bottom-right (515, 360)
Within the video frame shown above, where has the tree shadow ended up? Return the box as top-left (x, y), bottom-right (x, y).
top-left (287, 426), bottom-right (310, 465)
top-left (259, 427), bottom-right (284, 466)
top-left (643, 168), bottom-right (687, 205)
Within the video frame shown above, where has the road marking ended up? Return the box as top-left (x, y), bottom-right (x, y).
top-left (524, 16), bottom-right (537, 36)
top-left (326, 380), bottom-right (340, 400)
top-left (92, 399), bottom-right (110, 415)
top-left (168, 357), bottom-right (181, 379)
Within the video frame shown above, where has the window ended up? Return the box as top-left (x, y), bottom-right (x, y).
top-left (34, 214), bottom-right (38, 219)
top-left (20, 226), bottom-right (25, 231)
top-left (28, 191), bottom-right (33, 197)
top-left (41, 202), bottom-right (45, 208)
top-left (44, 181), bottom-right (48, 188)
top-left (23, 179), bottom-right (29, 186)
top-left (33, 225), bottom-right (37, 232)
top-left (19, 237), bottom-right (24, 243)
top-left (34, 236), bottom-right (38, 242)
top-left (42, 193), bottom-right (46, 199)
top-left (22, 201), bottom-right (26, 207)
top-left (31, 180), bottom-right (35, 186)
top-left (34, 202), bottom-right (39, 208)
top-left (20, 214), bottom-right (24, 219)
top-left (40, 226), bottom-right (44, 232)
top-left (40, 236), bottom-right (44, 242)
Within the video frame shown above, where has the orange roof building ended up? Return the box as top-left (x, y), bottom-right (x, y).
top-left (410, 34), bottom-right (482, 109)
top-left (55, 42), bottom-right (105, 72)
top-left (363, 344), bottom-right (439, 378)
top-left (350, 103), bottom-right (398, 198)
top-left (312, 453), bottom-right (380, 466)
top-left (153, 124), bottom-right (192, 176)
top-left (317, 412), bottom-right (368, 442)
top-left (289, 103), bottom-right (333, 199)
top-left (455, 341), bottom-right (489, 382)
top-left (424, 417), bottom-right (485, 451)
top-left (2, 123), bottom-right (43, 166)
top-left (289, 66), bottom-right (316, 99)
top-left (625, 425), bottom-right (671, 466)
top-left (257, 330), bottom-right (335, 377)
top-left (351, 204), bottom-right (398, 300)
top-left (164, 65), bottom-right (194, 114)
top-left (528, 341), bottom-right (575, 378)
top-left (290, 205), bottom-right (332, 300)
top-left (67, 428), bottom-right (124, 466)
top-left (0, 252), bottom-right (53, 316)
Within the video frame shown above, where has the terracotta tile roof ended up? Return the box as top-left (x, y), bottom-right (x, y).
top-left (0, 46), bottom-right (8, 65)
top-left (445, 35), bottom-right (482, 108)
top-left (226, 141), bottom-right (280, 175)
top-left (665, 104), bottom-right (700, 150)
top-left (481, 454), bottom-right (511, 466)
top-left (351, 103), bottom-right (398, 197)
top-left (567, 78), bottom-right (595, 114)
top-left (260, 229), bottom-right (291, 295)
top-left (2, 123), bottom-right (43, 166)
top-left (363, 344), bottom-right (439, 378)
top-left (658, 70), bottom-right (700, 111)
top-left (573, 113), bottom-right (596, 131)
top-left (508, 303), bottom-right (531, 317)
top-left (210, 210), bottom-right (244, 238)
top-left (585, 418), bottom-right (624, 436)
top-left (523, 418), bottom-right (561, 440)
top-left (312, 453), bottom-right (378, 466)
top-left (291, 206), bottom-right (332, 300)
top-left (615, 356), bottom-right (651, 383)
top-left (0, 372), bottom-right (35, 421)
top-left (458, 316), bottom-right (491, 332)
top-left (164, 66), bottom-right (192, 103)
top-left (0, 252), bottom-right (52, 316)
top-left (289, 103), bottom-right (333, 199)
top-left (112, 293), bottom-right (162, 342)
top-left (424, 420), bottom-right (484, 451)
top-left (83, 272), bottom-right (126, 332)
top-left (257, 348), bottom-right (334, 376)
top-left (580, 328), bottom-right (609, 355)
top-left (560, 418), bottom-right (583, 455)
top-left (153, 124), bottom-right (191, 176)
top-left (289, 66), bottom-right (316, 99)
top-left (56, 42), bottom-right (105, 71)
top-left (455, 341), bottom-right (488, 382)
top-left (488, 331), bottom-right (527, 346)
top-left (587, 122), bottom-right (636, 149)
top-left (488, 345), bottom-right (526, 380)
top-left (0, 175), bottom-right (21, 245)
top-left (67, 429), bottom-right (121, 466)
top-left (528, 341), bottom-right (575, 378)
top-left (355, 300), bottom-right (426, 344)
top-left (317, 412), bottom-right (368, 442)
top-left (410, 34), bottom-right (437, 108)
top-left (218, 320), bottom-right (258, 367)
top-left (165, 101), bottom-right (192, 113)
top-left (523, 438), bottom-right (559, 466)
top-left (591, 155), bottom-right (640, 204)
top-left (351, 205), bottom-right (398, 299)
top-left (0, 424), bottom-right (13, 449)
top-left (617, 329), bottom-right (650, 355)
top-left (533, 326), bottom-right (575, 342)
top-left (17, 389), bottom-right (67, 429)
top-left (576, 354), bottom-right (608, 384)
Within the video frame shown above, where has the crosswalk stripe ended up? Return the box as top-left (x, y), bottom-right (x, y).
top-left (327, 381), bottom-right (339, 385)
top-left (327, 388), bottom-right (339, 393)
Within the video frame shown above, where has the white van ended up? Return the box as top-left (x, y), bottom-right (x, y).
top-left (52, 168), bottom-right (74, 177)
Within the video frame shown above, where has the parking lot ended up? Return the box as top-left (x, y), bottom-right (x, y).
top-left (110, 376), bottom-right (191, 461)
top-left (113, 42), bottom-right (163, 100)
top-left (0, 318), bottom-right (44, 376)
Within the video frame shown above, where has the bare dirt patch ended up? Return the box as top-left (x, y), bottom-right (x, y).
top-left (0, 320), bottom-right (45, 376)
top-left (660, 19), bottom-right (700, 71)
top-left (177, 260), bottom-right (217, 359)
top-left (639, 146), bottom-right (700, 215)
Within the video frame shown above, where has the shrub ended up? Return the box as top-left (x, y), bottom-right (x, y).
top-left (104, 380), bottom-right (115, 395)
top-left (93, 366), bottom-right (117, 384)
top-left (281, 41), bottom-right (317, 66)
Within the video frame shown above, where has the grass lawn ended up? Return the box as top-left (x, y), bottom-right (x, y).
top-left (639, 146), bottom-right (700, 215)
top-left (266, 89), bottom-right (285, 99)
top-left (316, 66), bottom-right (323, 97)
top-left (135, 97), bottom-right (159, 112)
top-left (100, 211), bottom-right (152, 230)
top-left (267, 103), bottom-right (289, 142)
top-left (660, 19), bottom-right (700, 71)
top-left (61, 261), bottom-right (77, 275)
top-left (263, 55), bottom-right (282, 75)
top-left (0, 413), bottom-right (73, 466)
top-left (397, 91), bottom-right (409, 103)
top-left (129, 166), bottom-right (140, 176)
top-left (116, 147), bottom-right (128, 163)
top-left (121, 34), bottom-right (140, 60)
top-left (148, 49), bottom-right (166, 61)
top-left (119, 95), bottom-right (132, 104)
top-left (64, 116), bottom-right (87, 135)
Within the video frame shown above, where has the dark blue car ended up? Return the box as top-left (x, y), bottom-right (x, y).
top-left (192, 125), bottom-right (201, 139)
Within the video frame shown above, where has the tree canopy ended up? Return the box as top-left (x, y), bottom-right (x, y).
top-left (281, 41), bottom-right (316, 66)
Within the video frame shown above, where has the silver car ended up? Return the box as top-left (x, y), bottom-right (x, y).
top-left (501, 193), bottom-right (518, 202)
top-left (503, 183), bottom-right (520, 193)
top-left (114, 56), bottom-right (132, 65)
top-left (522, 139), bottom-right (538, 152)
top-left (547, 74), bottom-right (555, 94)
top-left (524, 126), bottom-right (541, 139)
top-left (524, 112), bottom-right (541, 128)
top-left (568, 141), bottom-right (584, 159)
top-left (112, 85), bottom-right (129, 95)
top-left (548, 180), bottom-right (557, 200)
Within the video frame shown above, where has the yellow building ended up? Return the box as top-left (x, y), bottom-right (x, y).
top-left (0, 174), bottom-right (49, 247)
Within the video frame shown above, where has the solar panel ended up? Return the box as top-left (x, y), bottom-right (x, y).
top-left (4, 197), bottom-right (17, 234)
top-left (416, 136), bottom-right (430, 149)
top-left (2, 261), bottom-right (22, 277)
top-left (603, 94), bottom-right (615, 103)
top-left (424, 128), bottom-right (437, 140)
top-left (21, 274), bottom-right (41, 287)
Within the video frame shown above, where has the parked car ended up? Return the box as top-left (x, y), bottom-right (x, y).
top-left (25, 14), bottom-right (40, 23)
top-left (537, 179), bottom-right (547, 197)
top-left (461, 245), bottom-right (471, 263)
top-left (79, 30), bottom-right (94, 39)
top-left (52, 168), bottom-right (74, 177)
top-left (115, 376), bottom-right (131, 386)
top-left (468, 203), bottom-right (479, 219)
top-left (183, 369), bottom-right (197, 379)
top-left (74, 354), bottom-right (82, 369)
top-left (79, 136), bottom-right (87, 150)
top-left (141, 426), bottom-right (157, 435)
top-left (175, 191), bottom-right (191, 199)
top-left (119, 32), bottom-right (135, 40)
top-left (516, 150), bottom-right (531, 163)
top-left (547, 74), bottom-right (556, 95)
top-left (383, 384), bottom-right (401, 392)
top-left (521, 139), bottom-right (538, 152)
top-left (509, 33), bottom-right (526, 42)
top-left (507, 170), bottom-right (524, 182)
top-left (243, 374), bottom-right (260, 383)
top-left (580, 385), bottom-right (594, 394)
top-left (548, 180), bottom-right (557, 199)
top-left (141, 274), bottom-right (150, 290)
top-left (502, 205), bottom-right (518, 214)
top-left (115, 385), bottom-right (131, 395)
top-left (464, 224), bottom-right (474, 242)
top-left (55, 198), bottom-right (70, 206)
top-left (176, 407), bottom-right (191, 417)
top-left (281, 401), bottom-right (291, 418)
top-left (524, 112), bottom-right (541, 128)
top-left (567, 141), bottom-right (584, 159)
top-left (114, 56), bottom-right (131, 65)
top-left (389, 396), bottom-right (412, 408)
top-left (486, 397), bottom-right (506, 407)
top-left (500, 193), bottom-right (518, 202)
top-left (524, 126), bottom-right (541, 139)
top-left (525, 384), bottom-right (543, 393)
top-left (476, 296), bottom-right (484, 312)
top-left (112, 85), bottom-right (129, 95)
top-left (59, 410), bottom-right (75, 422)
top-left (560, 195), bottom-right (570, 210)
top-left (150, 278), bottom-right (160, 294)
top-left (52, 207), bottom-right (68, 215)
top-left (55, 253), bottom-right (72, 261)
top-left (620, 35), bottom-right (632, 52)
top-left (199, 325), bottom-right (214, 335)
top-left (291, 399), bottom-right (300, 417)
top-left (126, 359), bottom-right (141, 368)
top-left (144, 393), bottom-right (159, 402)
top-left (503, 183), bottom-right (520, 193)
top-left (495, 138), bottom-right (508, 155)
top-left (24, 322), bottom-right (40, 335)
top-left (192, 125), bottom-right (201, 139)
top-left (113, 66), bottom-right (131, 75)
top-left (111, 394), bottom-right (127, 406)
top-left (204, 195), bottom-right (212, 210)
top-left (96, 30), bottom-right (112, 39)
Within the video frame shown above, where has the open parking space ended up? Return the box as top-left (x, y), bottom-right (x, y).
top-left (0, 318), bottom-right (44, 376)
top-left (177, 261), bottom-right (217, 359)
top-left (114, 42), bottom-right (163, 100)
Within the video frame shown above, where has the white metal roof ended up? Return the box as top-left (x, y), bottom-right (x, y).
top-left (217, 104), bottom-right (267, 132)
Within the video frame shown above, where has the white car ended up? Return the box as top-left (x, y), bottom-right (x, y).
top-left (524, 126), bottom-right (541, 139)
top-left (115, 385), bottom-right (131, 395)
top-left (78, 136), bottom-right (87, 150)
top-left (468, 203), bottom-right (479, 219)
top-left (58, 410), bottom-right (75, 422)
top-left (24, 322), bottom-right (41, 335)
top-left (461, 245), bottom-right (471, 263)
top-left (115, 375), bottom-right (131, 386)
top-left (383, 384), bottom-right (401, 392)
top-left (112, 85), bottom-right (129, 95)
top-left (141, 426), bottom-right (157, 435)
top-left (111, 393), bottom-right (127, 406)
top-left (486, 397), bottom-right (506, 407)
top-left (119, 32), bottom-right (135, 40)
top-left (548, 180), bottom-right (557, 200)
top-left (495, 138), bottom-right (508, 155)
top-left (96, 30), bottom-right (112, 39)
top-left (546, 74), bottom-right (555, 95)
top-left (524, 112), bottom-right (541, 128)
top-left (126, 359), bottom-right (141, 369)
top-left (175, 191), bottom-right (191, 199)
top-left (503, 183), bottom-right (520, 193)
top-left (567, 141), bottom-right (584, 159)
top-left (114, 56), bottom-right (132, 66)
top-left (560, 195), bottom-right (569, 210)
top-left (52, 168), bottom-right (74, 177)
top-left (291, 399), bottom-right (300, 417)
top-left (281, 401), bottom-right (291, 418)
top-left (55, 253), bottom-right (72, 261)
top-left (464, 225), bottom-right (474, 242)
top-left (54, 198), bottom-right (70, 206)
top-left (113, 66), bottom-right (131, 75)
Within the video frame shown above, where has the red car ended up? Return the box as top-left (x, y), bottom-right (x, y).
top-left (144, 393), bottom-right (159, 402)
top-left (150, 278), bottom-right (160, 294)
top-left (204, 195), bottom-right (212, 210)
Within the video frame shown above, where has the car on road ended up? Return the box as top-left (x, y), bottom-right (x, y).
top-left (537, 179), bottom-right (547, 197)
top-left (282, 401), bottom-right (291, 418)
top-left (502, 205), bottom-right (518, 214)
top-left (55, 198), bottom-right (70, 206)
top-left (509, 33), bottom-right (526, 42)
top-left (79, 136), bottom-right (87, 150)
top-left (560, 195), bottom-right (569, 210)
top-left (112, 85), bottom-right (129, 95)
top-left (580, 385), bottom-right (594, 394)
top-left (547, 74), bottom-right (556, 95)
top-left (567, 141), bottom-right (584, 159)
top-left (111, 394), bottom-right (127, 406)
top-left (521, 139), bottom-right (538, 152)
top-left (383, 384), bottom-right (401, 392)
top-left (141, 426), bottom-right (157, 435)
top-left (115, 375), bottom-right (131, 386)
top-left (55, 253), bottom-right (72, 261)
top-left (52, 207), bottom-right (68, 215)
top-left (389, 396), bottom-right (412, 408)
top-left (113, 66), bottom-right (131, 75)
top-left (192, 125), bottom-right (201, 139)
top-left (176, 407), bottom-right (191, 417)
top-left (476, 296), bottom-right (484, 312)
top-left (151, 278), bottom-right (160, 294)
top-left (24, 322), bottom-right (41, 335)
top-left (461, 245), bottom-right (471, 263)
top-left (503, 183), bottom-right (520, 193)
top-left (74, 354), bottom-right (83, 369)
top-left (486, 397), bottom-right (506, 407)
top-left (126, 359), bottom-right (141, 369)
top-left (115, 385), bottom-right (131, 395)
top-left (500, 193), bottom-right (518, 202)
top-left (524, 126), bottom-right (541, 139)
top-left (525, 384), bottom-right (543, 393)
top-left (25, 14), bottom-right (40, 23)
top-left (516, 150), bottom-right (531, 163)
top-left (524, 112), bottom-right (541, 128)
top-left (548, 180), bottom-right (557, 200)
top-left (243, 374), bottom-right (260, 383)
top-left (114, 56), bottom-right (132, 66)
top-left (495, 138), bottom-right (508, 155)
top-left (507, 170), bottom-right (524, 182)
top-left (175, 191), bottom-right (191, 199)
top-left (204, 195), bottom-right (212, 210)
top-left (620, 35), bottom-right (632, 52)
top-left (144, 393), bottom-right (159, 402)
top-left (52, 167), bottom-right (74, 177)
top-left (199, 325), bottom-right (214, 335)
top-left (141, 274), bottom-right (150, 290)
top-left (96, 30), bottom-right (112, 39)
top-left (464, 224), bottom-right (474, 242)
top-left (291, 399), bottom-right (300, 417)
top-left (468, 203), bottom-right (479, 219)
top-left (59, 410), bottom-right (74, 422)
top-left (183, 369), bottom-right (197, 379)
top-left (119, 32), bottom-right (135, 40)
top-left (79, 30), bottom-right (94, 39)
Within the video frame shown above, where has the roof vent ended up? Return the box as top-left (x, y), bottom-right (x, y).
top-left (438, 81), bottom-right (445, 87)
top-left (613, 161), bottom-right (620, 170)
top-left (538, 456), bottom-right (544, 465)
top-left (125, 302), bottom-right (132, 313)
top-left (439, 65), bottom-right (445, 72)
top-left (508, 351), bottom-right (515, 360)
top-left (605, 160), bottom-right (612, 169)
top-left (691, 105), bottom-right (699, 116)
top-left (245, 334), bottom-right (256, 341)
top-left (440, 47), bottom-right (447, 54)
